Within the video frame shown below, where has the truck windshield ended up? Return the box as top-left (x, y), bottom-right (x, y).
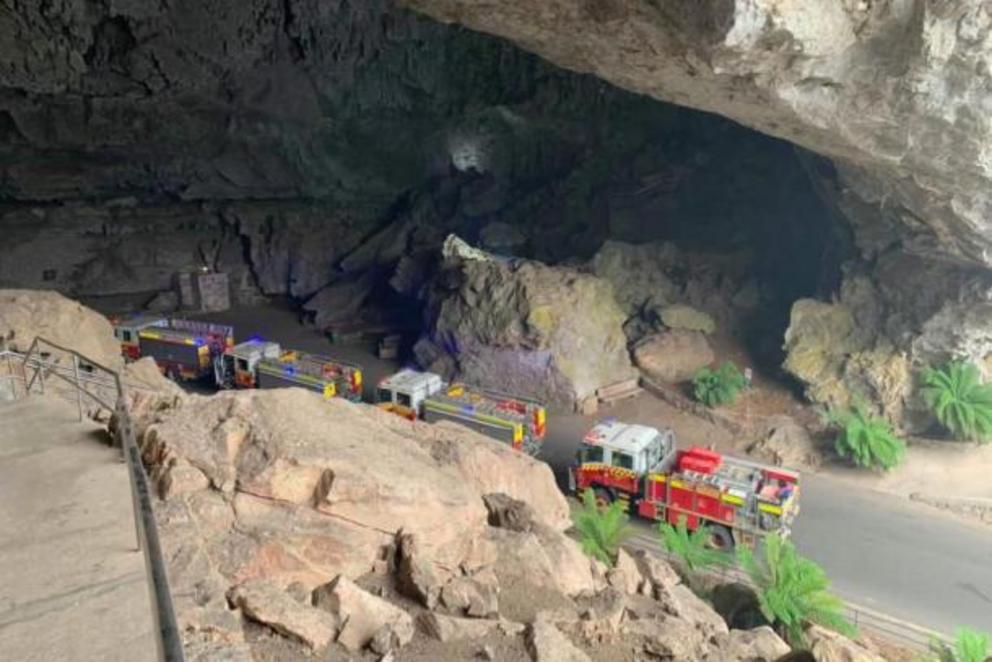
top-left (376, 388), bottom-right (392, 403)
top-left (397, 392), bottom-right (412, 408)
top-left (612, 452), bottom-right (634, 470)
top-left (581, 445), bottom-right (604, 463)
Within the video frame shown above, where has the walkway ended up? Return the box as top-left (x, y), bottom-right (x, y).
top-left (0, 396), bottom-right (155, 661)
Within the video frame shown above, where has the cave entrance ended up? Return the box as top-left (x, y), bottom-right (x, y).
top-left (570, 108), bottom-right (851, 382)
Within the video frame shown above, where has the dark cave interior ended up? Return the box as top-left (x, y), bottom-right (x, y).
top-left (0, 0), bottom-right (852, 379)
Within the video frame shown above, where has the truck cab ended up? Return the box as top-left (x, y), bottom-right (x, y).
top-left (111, 315), bottom-right (167, 361)
top-left (570, 419), bottom-right (675, 497)
top-left (376, 369), bottom-right (443, 420)
top-left (218, 340), bottom-right (281, 389)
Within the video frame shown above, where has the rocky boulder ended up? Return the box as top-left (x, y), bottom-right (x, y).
top-left (0, 289), bottom-right (122, 369)
top-left (135, 387), bottom-right (597, 656)
top-left (311, 575), bottom-right (414, 652)
top-left (715, 626), bottom-right (791, 662)
top-left (527, 617), bottom-right (591, 662)
top-left (746, 415), bottom-right (822, 472)
top-left (633, 330), bottom-right (715, 384)
top-left (806, 624), bottom-right (887, 662)
top-left (228, 579), bottom-right (338, 650)
top-left (783, 298), bottom-right (911, 425)
top-left (416, 236), bottom-right (636, 410)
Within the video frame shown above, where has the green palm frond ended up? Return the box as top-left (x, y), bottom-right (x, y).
top-left (659, 516), bottom-right (732, 573)
top-left (737, 534), bottom-right (855, 648)
top-left (826, 402), bottom-right (905, 471)
top-left (921, 361), bottom-right (992, 443)
top-left (573, 489), bottom-right (632, 567)
top-left (693, 361), bottom-right (747, 407)
top-left (929, 627), bottom-right (990, 662)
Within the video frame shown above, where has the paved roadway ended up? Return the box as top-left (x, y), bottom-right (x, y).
top-left (196, 304), bottom-right (992, 635)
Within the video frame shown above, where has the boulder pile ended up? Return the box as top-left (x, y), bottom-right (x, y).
top-left (133, 387), bottom-right (881, 660)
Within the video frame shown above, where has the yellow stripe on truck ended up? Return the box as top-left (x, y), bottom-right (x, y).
top-left (423, 401), bottom-right (515, 430)
top-left (721, 493), bottom-right (745, 506)
top-left (758, 503), bottom-right (783, 516)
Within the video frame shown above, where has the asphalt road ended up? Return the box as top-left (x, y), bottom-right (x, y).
top-left (543, 414), bottom-right (992, 635)
top-left (195, 305), bottom-right (992, 635)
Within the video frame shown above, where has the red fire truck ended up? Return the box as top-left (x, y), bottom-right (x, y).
top-left (111, 314), bottom-right (168, 360)
top-left (215, 339), bottom-right (363, 402)
top-left (376, 369), bottom-right (546, 455)
top-left (570, 419), bottom-right (800, 549)
top-left (137, 319), bottom-right (235, 381)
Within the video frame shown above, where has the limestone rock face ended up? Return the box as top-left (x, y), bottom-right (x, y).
top-left (634, 330), bottom-right (714, 384)
top-left (417, 237), bottom-right (636, 409)
top-left (0, 289), bottom-right (122, 369)
top-left (401, 0), bottom-right (992, 274)
top-left (783, 297), bottom-right (911, 426)
top-left (135, 387), bottom-right (596, 656)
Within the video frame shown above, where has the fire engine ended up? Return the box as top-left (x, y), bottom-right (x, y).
top-left (376, 368), bottom-right (546, 454)
top-left (570, 419), bottom-right (800, 549)
top-left (111, 314), bottom-right (168, 360)
top-left (215, 339), bottom-right (363, 402)
top-left (136, 319), bottom-right (235, 381)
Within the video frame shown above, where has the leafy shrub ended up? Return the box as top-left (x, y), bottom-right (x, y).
top-left (693, 362), bottom-right (747, 407)
top-left (659, 517), bottom-right (733, 574)
top-left (825, 403), bottom-right (905, 471)
top-left (921, 361), bottom-right (992, 443)
top-left (929, 627), bottom-right (990, 662)
top-left (573, 489), bottom-right (632, 567)
top-left (738, 534), bottom-right (855, 648)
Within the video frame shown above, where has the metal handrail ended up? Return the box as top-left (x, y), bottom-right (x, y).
top-left (5, 339), bottom-right (185, 662)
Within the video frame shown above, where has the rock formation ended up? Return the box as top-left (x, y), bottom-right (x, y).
top-left (396, 0), bottom-right (992, 429)
top-left (0, 289), bottom-right (122, 368)
top-left (401, 0), bottom-right (992, 272)
top-left (128, 385), bottom-right (884, 660)
top-left (415, 237), bottom-right (636, 409)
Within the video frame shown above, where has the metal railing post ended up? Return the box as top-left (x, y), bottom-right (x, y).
top-left (73, 354), bottom-right (83, 422)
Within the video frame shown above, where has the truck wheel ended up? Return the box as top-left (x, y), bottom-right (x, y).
top-left (593, 487), bottom-right (614, 508)
top-left (705, 524), bottom-right (735, 551)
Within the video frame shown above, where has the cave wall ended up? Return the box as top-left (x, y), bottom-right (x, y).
top-left (0, 0), bottom-right (840, 323)
top-left (393, 0), bottom-right (992, 428)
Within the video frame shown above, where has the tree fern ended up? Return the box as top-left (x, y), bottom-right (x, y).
top-left (693, 361), bottom-right (747, 407)
top-left (825, 403), bottom-right (905, 471)
top-left (738, 534), bottom-right (855, 647)
top-left (659, 517), bottom-right (732, 573)
top-left (573, 489), bottom-right (632, 567)
top-left (921, 361), bottom-right (992, 443)
top-left (929, 627), bottom-right (990, 662)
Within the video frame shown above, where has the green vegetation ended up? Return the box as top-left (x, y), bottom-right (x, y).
top-left (692, 361), bottom-right (747, 407)
top-left (573, 489), bottom-right (632, 567)
top-left (928, 627), bottom-right (990, 662)
top-left (921, 361), bottom-right (992, 443)
top-left (659, 517), bottom-right (733, 574)
top-left (825, 402), bottom-right (905, 471)
top-left (738, 534), bottom-right (855, 647)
